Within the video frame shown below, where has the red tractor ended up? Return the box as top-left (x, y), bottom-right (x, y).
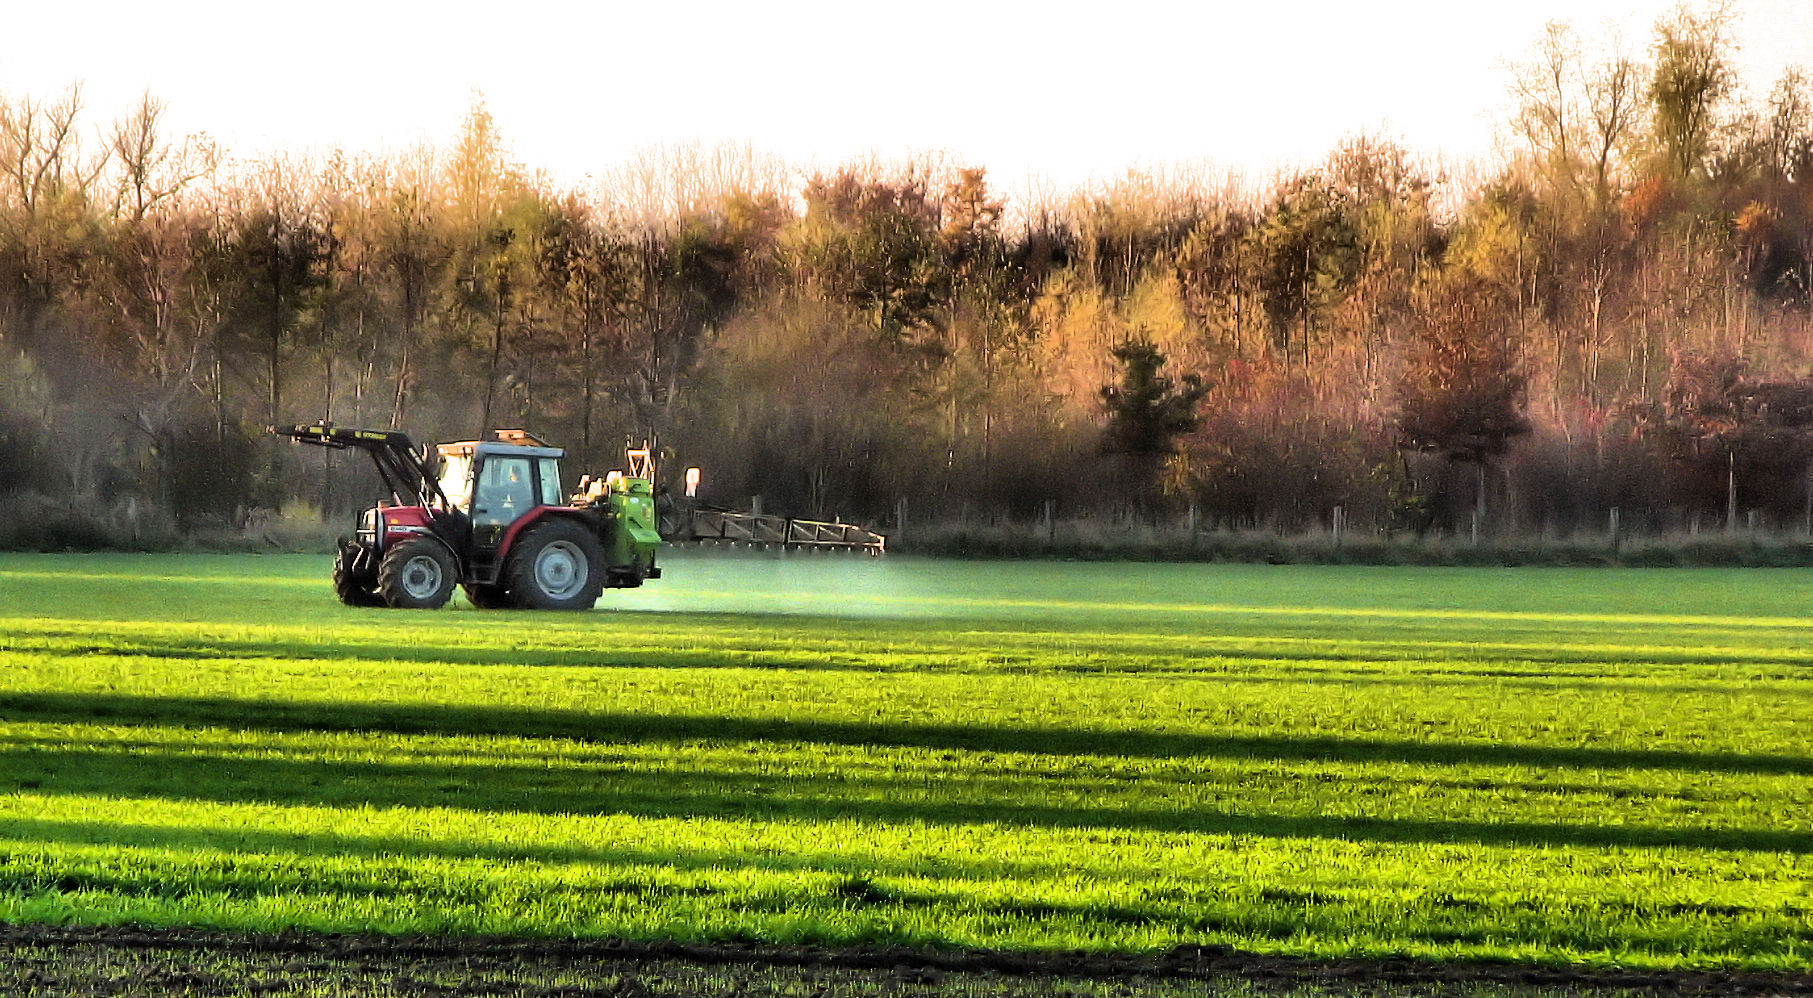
top-left (275, 423), bottom-right (661, 611)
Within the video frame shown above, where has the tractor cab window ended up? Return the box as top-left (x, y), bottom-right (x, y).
top-left (538, 458), bottom-right (563, 506)
top-left (474, 456), bottom-right (535, 526)
top-left (438, 453), bottom-right (474, 511)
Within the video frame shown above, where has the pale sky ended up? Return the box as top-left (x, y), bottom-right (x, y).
top-left (8, 1), bottom-right (1812, 195)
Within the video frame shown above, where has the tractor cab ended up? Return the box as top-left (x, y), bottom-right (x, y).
top-left (435, 432), bottom-right (566, 555)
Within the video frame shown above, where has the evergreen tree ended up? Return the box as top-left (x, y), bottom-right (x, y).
top-left (1100, 339), bottom-right (1208, 514)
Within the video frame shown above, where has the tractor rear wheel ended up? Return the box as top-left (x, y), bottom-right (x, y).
top-left (377, 538), bottom-right (457, 609)
top-left (506, 519), bottom-right (606, 611)
top-left (332, 542), bottom-right (383, 607)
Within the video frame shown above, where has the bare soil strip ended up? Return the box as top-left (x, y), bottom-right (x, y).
top-left (2, 925), bottom-right (1808, 997)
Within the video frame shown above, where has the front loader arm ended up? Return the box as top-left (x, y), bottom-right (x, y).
top-left (272, 423), bottom-right (454, 510)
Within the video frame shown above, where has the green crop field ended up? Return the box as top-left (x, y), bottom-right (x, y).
top-left (0, 551), bottom-right (1808, 973)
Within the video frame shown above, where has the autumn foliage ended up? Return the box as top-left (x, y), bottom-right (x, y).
top-left (2, 7), bottom-right (1812, 543)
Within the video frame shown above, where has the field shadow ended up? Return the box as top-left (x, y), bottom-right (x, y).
top-left (1, 688), bottom-right (1805, 778)
top-left (17, 608), bottom-right (1808, 676)
top-left (1, 691), bottom-right (1808, 855)
top-left (0, 812), bottom-right (991, 889)
top-left (4, 617), bottom-right (900, 675)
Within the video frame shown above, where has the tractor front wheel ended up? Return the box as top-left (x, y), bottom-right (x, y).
top-left (506, 519), bottom-right (606, 611)
top-left (378, 538), bottom-right (458, 610)
top-left (332, 542), bottom-right (383, 607)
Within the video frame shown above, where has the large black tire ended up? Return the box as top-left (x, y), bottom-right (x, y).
top-left (333, 543), bottom-right (384, 607)
top-left (377, 538), bottom-right (458, 610)
top-left (506, 519), bottom-right (606, 611)
top-left (463, 583), bottom-right (511, 609)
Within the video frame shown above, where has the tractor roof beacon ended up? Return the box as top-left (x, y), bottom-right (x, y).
top-left (274, 423), bottom-right (661, 611)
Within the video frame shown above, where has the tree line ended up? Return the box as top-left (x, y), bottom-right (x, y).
top-left (2, 4), bottom-right (1811, 543)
